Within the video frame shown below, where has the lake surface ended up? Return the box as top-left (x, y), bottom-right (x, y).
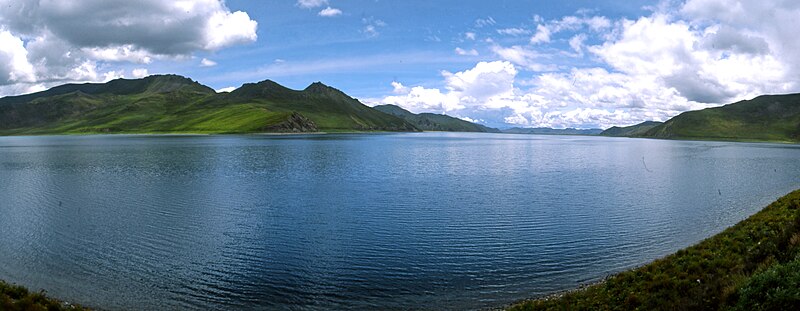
top-left (0, 133), bottom-right (799, 310)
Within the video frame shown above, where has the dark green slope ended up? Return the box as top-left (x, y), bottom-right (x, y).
top-left (643, 93), bottom-right (800, 142)
top-left (601, 121), bottom-right (663, 137)
top-left (373, 104), bottom-right (499, 132)
top-left (0, 76), bottom-right (418, 135)
top-left (0, 75), bottom-right (222, 134)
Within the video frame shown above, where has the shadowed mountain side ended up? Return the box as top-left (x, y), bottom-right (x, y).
top-left (601, 121), bottom-right (663, 137)
top-left (373, 104), bottom-right (500, 133)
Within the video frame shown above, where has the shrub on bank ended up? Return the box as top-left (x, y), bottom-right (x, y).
top-left (1, 280), bottom-right (87, 311)
top-left (510, 190), bottom-right (800, 310)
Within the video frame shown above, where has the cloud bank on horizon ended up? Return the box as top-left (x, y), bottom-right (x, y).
top-left (0, 0), bottom-right (798, 129)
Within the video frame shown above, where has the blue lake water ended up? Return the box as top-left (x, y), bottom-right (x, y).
top-left (0, 133), bottom-right (799, 310)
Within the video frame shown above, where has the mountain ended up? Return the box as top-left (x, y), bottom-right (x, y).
top-left (372, 104), bottom-right (500, 133)
top-left (641, 93), bottom-right (800, 142)
top-left (600, 121), bottom-right (663, 137)
top-left (224, 81), bottom-right (418, 132)
top-left (502, 127), bottom-right (603, 135)
top-left (0, 75), bottom-right (419, 135)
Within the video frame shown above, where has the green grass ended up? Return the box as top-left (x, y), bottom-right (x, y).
top-left (509, 189), bottom-right (800, 310)
top-left (0, 75), bottom-right (418, 135)
top-left (1, 280), bottom-right (87, 311)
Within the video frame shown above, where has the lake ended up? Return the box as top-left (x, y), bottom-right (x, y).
top-left (0, 133), bottom-right (799, 310)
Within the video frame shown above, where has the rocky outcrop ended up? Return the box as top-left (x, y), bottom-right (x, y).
top-left (262, 112), bottom-right (318, 133)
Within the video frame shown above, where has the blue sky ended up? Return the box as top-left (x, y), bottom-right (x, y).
top-left (1, 0), bottom-right (798, 128)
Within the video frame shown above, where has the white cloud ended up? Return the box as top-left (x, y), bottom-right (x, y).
top-left (497, 28), bottom-right (530, 36)
top-left (204, 10), bottom-right (258, 50)
top-left (318, 7), bottom-right (342, 17)
top-left (374, 1), bottom-right (800, 128)
top-left (0, 0), bottom-right (257, 95)
top-left (0, 30), bottom-right (36, 84)
top-left (475, 17), bottom-right (497, 28)
top-left (568, 34), bottom-right (587, 56)
top-left (131, 68), bottom-right (149, 78)
top-left (216, 86), bottom-right (236, 93)
top-left (391, 81), bottom-right (408, 94)
top-left (362, 17), bottom-right (386, 37)
top-left (591, 13), bottom-right (790, 103)
top-left (297, 0), bottom-right (328, 9)
top-left (459, 116), bottom-right (482, 123)
top-left (455, 47), bottom-right (479, 56)
top-left (200, 58), bottom-right (218, 67)
top-left (530, 24), bottom-right (551, 44)
top-left (378, 61), bottom-right (520, 115)
top-left (490, 45), bottom-right (555, 71)
top-left (83, 45), bottom-right (153, 64)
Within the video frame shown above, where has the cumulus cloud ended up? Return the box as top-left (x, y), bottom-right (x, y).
top-left (318, 7), bottom-right (342, 17)
top-left (0, 30), bottom-right (36, 85)
top-left (375, 0), bottom-right (800, 128)
top-left (378, 61), bottom-right (520, 116)
top-left (0, 0), bottom-right (257, 95)
top-left (200, 58), bottom-right (218, 67)
top-left (131, 68), bottom-right (149, 78)
top-left (216, 86), bottom-right (236, 93)
top-left (591, 13), bottom-right (789, 103)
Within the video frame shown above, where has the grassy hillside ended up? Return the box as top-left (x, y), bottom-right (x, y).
top-left (373, 104), bottom-right (499, 132)
top-left (0, 76), bottom-right (418, 135)
top-left (227, 82), bottom-right (418, 132)
top-left (601, 121), bottom-right (663, 137)
top-left (510, 189), bottom-right (800, 310)
top-left (642, 94), bottom-right (800, 142)
top-left (503, 127), bottom-right (603, 135)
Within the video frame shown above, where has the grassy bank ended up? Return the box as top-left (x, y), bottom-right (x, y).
top-left (1, 280), bottom-right (86, 310)
top-left (510, 190), bottom-right (800, 310)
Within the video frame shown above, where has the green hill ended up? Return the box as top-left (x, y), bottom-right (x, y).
top-left (601, 121), bottom-right (663, 137)
top-left (373, 104), bottom-right (499, 132)
top-left (502, 127), bottom-right (602, 135)
top-left (0, 75), bottom-right (418, 135)
top-left (641, 93), bottom-right (800, 142)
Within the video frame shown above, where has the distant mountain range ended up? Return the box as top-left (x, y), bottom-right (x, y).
top-left (2, 75), bottom-right (799, 142)
top-left (0, 75), bottom-right (421, 135)
top-left (603, 94), bottom-right (800, 142)
top-left (503, 127), bottom-right (603, 135)
top-left (373, 104), bottom-right (500, 133)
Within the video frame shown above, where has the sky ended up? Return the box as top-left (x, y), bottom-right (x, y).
top-left (0, 0), bottom-right (799, 129)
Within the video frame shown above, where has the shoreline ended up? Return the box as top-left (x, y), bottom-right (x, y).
top-left (506, 189), bottom-right (800, 310)
top-left (0, 280), bottom-right (86, 310)
top-left (1, 130), bottom-right (797, 145)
